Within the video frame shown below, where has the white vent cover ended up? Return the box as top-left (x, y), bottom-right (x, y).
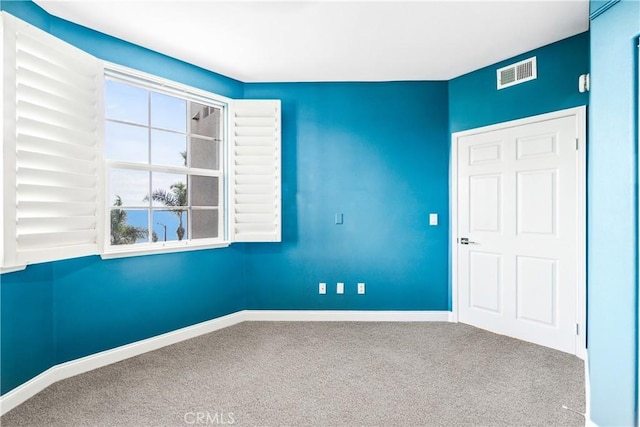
top-left (497, 57), bottom-right (537, 89)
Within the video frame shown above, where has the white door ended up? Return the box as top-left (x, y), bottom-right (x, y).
top-left (456, 113), bottom-right (581, 354)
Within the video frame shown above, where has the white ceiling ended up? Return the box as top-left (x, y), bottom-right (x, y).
top-left (34, 1), bottom-right (589, 82)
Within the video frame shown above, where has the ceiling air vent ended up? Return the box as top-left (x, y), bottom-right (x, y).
top-left (496, 57), bottom-right (537, 90)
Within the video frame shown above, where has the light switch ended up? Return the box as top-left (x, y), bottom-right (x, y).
top-left (335, 213), bottom-right (343, 225)
top-left (319, 283), bottom-right (326, 294)
top-left (429, 213), bottom-right (438, 226)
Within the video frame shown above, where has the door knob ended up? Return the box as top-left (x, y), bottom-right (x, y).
top-left (460, 237), bottom-right (479, 245)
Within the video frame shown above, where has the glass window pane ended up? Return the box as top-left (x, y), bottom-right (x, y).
top-left (153, 210), bottom-right (187, 242)
top-left (110, 209), bottom-right (148, 245)
top-left (191, 176), bottom-right (218, 206)
top-left (192, 209), bottom-right (218, 239)
top-left (190, 137), bottom-right (219, 170)
top-left (151, 130), bottom-right (186, 167)
top-left (109, 169), bottom-right (149, 207)
top-left (105, 121), bottom-right (148, 163)
top-left (151, 92), bottom-right (186, 133)
top-left (105, 80), bottom-right (148, 125)
top-left (190, 102), bottom-right (220, 138)
top-left (151, 173), bottom-right (188, 208)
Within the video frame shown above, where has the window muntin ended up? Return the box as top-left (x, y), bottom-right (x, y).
top-left (104, 76), bottom-right (225, 249)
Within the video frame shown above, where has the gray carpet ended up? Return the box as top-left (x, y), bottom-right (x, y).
top-left (1, 322), bottom-right (585, 426)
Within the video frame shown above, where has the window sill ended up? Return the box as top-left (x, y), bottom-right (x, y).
top-left (100, 240), bottom-right (231, 260)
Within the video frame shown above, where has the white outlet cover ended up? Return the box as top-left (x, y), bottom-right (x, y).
top-left (357, 282), bottom-right (365, 294)
top-left (319, 283), bottom-right (326, 295)
top-left (337, 282), bottom-right (344, 294)
top-left (429, 213), bottom-right (438, 226)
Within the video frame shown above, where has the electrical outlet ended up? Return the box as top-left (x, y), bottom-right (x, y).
top-left (337, 282), bottom-right (344, 294)
top-left (319, 282), bottom-right (326, 294)
top-left (357, 282), bottom-right (365, 294)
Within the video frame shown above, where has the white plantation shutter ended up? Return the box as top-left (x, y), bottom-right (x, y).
top-left (230, 100), bottom-right (281, 242)
top-left (1, 13), bottom-right (102, 268)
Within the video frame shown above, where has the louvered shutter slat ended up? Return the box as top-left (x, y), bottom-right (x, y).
top-left (235, 185), bottom-right (274, 195)
top-left (236, 146), bottom-right (275, 156)
top-left (234, 223), bottom-right (277, 234)
top-left (16, 150), bottom-right (96, 175)
top-left (235, 194), bottom-right (274, 204)
top-left (17, 167), bottom-right (97, 189)
top-left (235, 165), bottom-right (274, 175)
top-left (231, 100), bottom-right (281, 242)
top-left (18, 231), bottom-right (97, 250)
top-left (18, 201), bottom-right (96, 218)
top-left (16, 184), bottom-right (96, 203)
top-left (18, 216), bottom-right (97, 234)
top-left (235, 175), bottom-right (277, 185)
top-left (235, 204), bottom-right (276, 214)
top-left (17, 134), bottom-right (97, 161)
top-left (235, 156), bottom-right (275, 166)
top-left (2, 13), bottom-right (102, 268)
top-left (18, 117), bottom-right (97, 148)
top-left (235, 137), bottom-right (275, 146)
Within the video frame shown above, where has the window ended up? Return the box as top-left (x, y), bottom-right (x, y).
top-left (1, 12), bottom-right (281, 271)
top-left (104, 74), bottom-right (225, 253)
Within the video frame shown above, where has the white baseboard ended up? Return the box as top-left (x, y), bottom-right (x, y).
top-left (244, 310), bottom-right (453, 322)
top-left (0, 309), bottom-right (452, 416)
top-left (583, 354), bottom-right (597, 427)
top-left (0, 311), bottom-right (245, 416)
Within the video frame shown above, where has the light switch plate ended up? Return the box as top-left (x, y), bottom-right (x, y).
top-left (319, 283), bottom-right (326, 294)
top-left (429, 213), bottom-right (438, 226)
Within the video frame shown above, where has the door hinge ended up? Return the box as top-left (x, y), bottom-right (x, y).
top-left (575, 138), bottom-right (579, 150)
top-left (576, 323), bottom-right (579, 335)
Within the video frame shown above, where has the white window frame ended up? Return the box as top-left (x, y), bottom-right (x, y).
top-left (101, 64), bottom-right (232, 259)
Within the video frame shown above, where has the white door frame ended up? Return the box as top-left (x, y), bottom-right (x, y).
top-left (450, 106), bottom-right (587, 360)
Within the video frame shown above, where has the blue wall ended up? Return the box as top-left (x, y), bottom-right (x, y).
top-left (0, 1), bottom-right (247, 395)
top-left (243, 82), bottom-right (450, 310)
top-left (1, 264), bottom-right (54, 395)
top-left (52, 252), bottom-right (246, 365)
top-left (588, 0), bottom-right (639, 424)
top-left (449, 32), bottom-right (589, 133)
